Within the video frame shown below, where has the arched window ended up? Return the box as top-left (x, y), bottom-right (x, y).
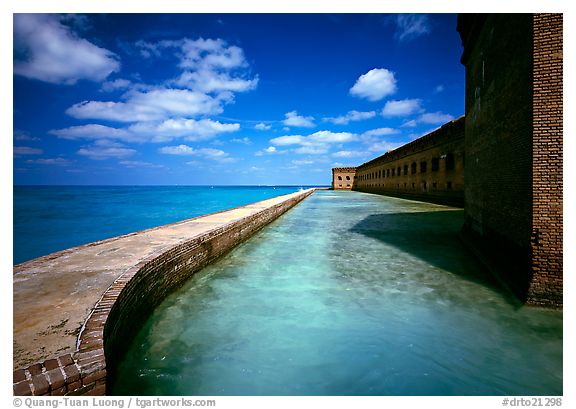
top-left (346, 175), bottom-right (350, 180)
top-left (338, 176), bottom-right (342, 180)
top-left (411, 162), bottom-right (417, 174)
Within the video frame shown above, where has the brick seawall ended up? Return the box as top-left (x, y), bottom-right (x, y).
top-left (13, 189), bottom-right (316, 395)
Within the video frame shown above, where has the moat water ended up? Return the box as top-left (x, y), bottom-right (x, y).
top-left (113, 191), bottom-right (562, 396)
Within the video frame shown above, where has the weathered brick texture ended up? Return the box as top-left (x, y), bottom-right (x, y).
top-left (457, 13), bottom-right (562, 307)
top-left (528, 14), bottom-right (563, 306)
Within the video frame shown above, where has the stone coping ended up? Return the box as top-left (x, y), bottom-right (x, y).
top-left (13, 188), bottom-right (315, 395)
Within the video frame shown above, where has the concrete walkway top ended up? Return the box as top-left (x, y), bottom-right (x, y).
top-left (13, 189), bottom-right (315, 370)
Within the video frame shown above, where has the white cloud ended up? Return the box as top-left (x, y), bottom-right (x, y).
top-left (434, 84), bottom-right (445, 93)
top-left (119, 160), bottom-right (164, 169)
top-left (294, 146), bottom-right (329, 155)
top-left (255, 123), bottom-right (271, 131)
top-left (14, 14), bottom-right (119, 84)
top-left (382, 99), bottom-right (423, 117)
top-left (283, 111), bottom-right (315, 128)
top-left (269, 130), bottom-right (357, 155)
top-left (255, 146), bottom-right (285, 156)
top-left (269, 135), bottom-right (305, 146)
top-left (26, 157), bottom-right (72, 166)
top-left (231, 137), bottom-right (252, 145)
top-left (128, 118), bottom-right (239, 142)
top-left (401, 119), bottom-right (418, 128)
top-left (394, 14), bottom-right (431, 42)
top-left (173, 70), bottom-right (258, 94)
top-left (418, 112), bottom-right (454, 124)
top-left (101, 78), bottom-right (132, 92)
top-left (291, 159), bottom-right (315, 165)
top-left (349, 68), bottom-right (397, 101)
top-left (332, 151), bottom-right (366, 158)
top-left (367, 141), bottom-right (403, 153)
top-left (159, 145), bottom-right (233, 162)
top-left (77, 145), bottom-right (136, 160)
top-left (50, 124), bottom-right (134, 141)
top-left (136, 37), bottom-right (257, 96)
top-left (159, 144), bottom-right (196, 155)
top-left (67, 89), bottom-right (224, 122)
top-left (51, 118), bottom-right (239, 144)
top-left (323, 110), bottom-right (376, 125)
top-left (14, 130), bottom-right (40, 141)
top-left (14, 146), bottom-right (43, 155)
top-left (361, 127), bottom-right (400, 137)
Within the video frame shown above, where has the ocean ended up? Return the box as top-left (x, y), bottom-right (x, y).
top-left (13, 185), bottom-right (320, 265)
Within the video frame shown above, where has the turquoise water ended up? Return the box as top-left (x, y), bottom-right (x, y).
top-left (13, 185), bottom-right (316, 265)
top-left (113, 191), bottom-right (562, 396)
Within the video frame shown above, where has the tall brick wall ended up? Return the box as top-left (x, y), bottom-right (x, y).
top-left (353, 117), bottom-right (465, 207)
top-left (458, 14), bottom-right (562, 306)
top-left (528, 14), bottom-right (563, 306)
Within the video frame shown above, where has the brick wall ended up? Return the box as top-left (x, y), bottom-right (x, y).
top-left (13, 189), bottom-right (315, 395)
top-left (528, 14), bottom-right (563, 307)
top-left (332, 167), bottom-right (357, 190)
top-left (353, 117), bottom-right (465, 207)
top-left (457, 14), bottom-right (562, 307)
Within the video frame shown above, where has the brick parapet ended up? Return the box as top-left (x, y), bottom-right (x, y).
top-left (13, 189), bottom-right (316, 395)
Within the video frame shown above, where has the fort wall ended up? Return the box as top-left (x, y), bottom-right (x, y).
top-left (13, 189), bottom-right (315, 396)
top-left (353, 117), bottom-right (465, 207)
top-left (331, 167), bottom-right (357, 190)
top-left (457, 13), bottom-right (562, 307)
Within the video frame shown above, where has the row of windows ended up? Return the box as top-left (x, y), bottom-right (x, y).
top-left (357, 154), bottom-right (455, 182)
top-left (360, 181), bottom-right (454, 191)
top-left (336, 175), bottom-right (354, 181)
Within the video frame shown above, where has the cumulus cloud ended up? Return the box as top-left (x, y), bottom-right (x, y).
top-left (230, 137), bottom-right (252, 145)
top-left (52, 118), bottom-right (240, 146)
top-left (77, 141), bottom-right (136, 160)
top-left (101, 78), bottom-right (132, 92)
top-left (323, 110), bottom-right (376, 125)
top-left (14, 130), bottom-right (40, 141)
top-left (14, 146), bottom-right (43, 155)
top-left (269, 130), bottom-right (357, 155)
top-left (120, 160), bottom-right (164, 169)
top-left (136, 37), bottom-right (258, 95)
top-left (26, 157), bottom-right (72, 166)
top-left (255, 123), bottom-right (271, 130)
top-left (173, 70), bottom-right (258, 94)
top-left (418, 111), bottom-right (454, 124)
top-left (283, 111), bottom-right (315, 128)
top-left (291, 159), bottom-right (315, 165)
top-left (50, 124), bottom-right (133, 141)
top-left (382, 99), bottom-right (423, 117)
top-left (434, 84), bottom-right (445, 93)
top-left (361, 127), bottom-right (400, 137)
top-left (255, 146), bottom-right (286, 156)
top-left (332, 151), bottom-right (366, 158)
top-left (14, 14), bottom-right (119, 84)
top-left (128, 118), bottom-right (239, 142)
top-left (67, 89), bottom-right (225, 122)
top-left (401, 119), bottom-right (418, 128)
top-left (159, 144), bottom-right (234, 162)
top-left (394, 14), bottom-right (431, 42)
top-left (349, 68), bottom-right (397, 101)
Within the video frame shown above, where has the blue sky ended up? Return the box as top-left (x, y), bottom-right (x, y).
top-left (13, 13), bottom-right (464, 186)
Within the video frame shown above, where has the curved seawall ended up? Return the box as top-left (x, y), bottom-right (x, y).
top-left (13, 188), bottom-right (315, 396)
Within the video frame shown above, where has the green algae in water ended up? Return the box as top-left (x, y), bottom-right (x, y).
top-left (113, 191), bottom-right (562, 396)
